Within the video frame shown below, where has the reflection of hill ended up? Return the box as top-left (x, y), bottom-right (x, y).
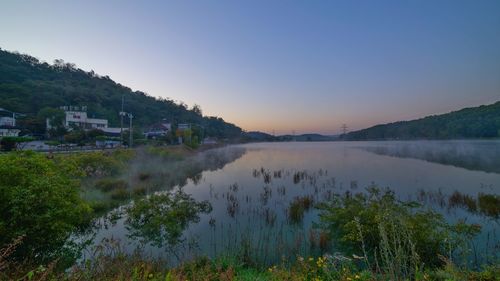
top-left (130, 146), bottom-right (247, 190)
top-left (358, 141), bottom-right (500, 174)
top-left (197, 147), bottom-right (247, 172)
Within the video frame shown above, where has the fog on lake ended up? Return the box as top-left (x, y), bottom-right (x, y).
top-left (82, 141), bottom-right (500, 265)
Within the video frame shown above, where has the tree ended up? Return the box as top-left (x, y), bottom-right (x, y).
top-left (192, 104), bottom-right (203, 116)
top-left (37, 107), bottom-right (66, 139)
top-left (37, 107), bottom-right (65, 126)
top-left (0, 152), bottom-right (91, 262)
top-left (0, 49), bottom-right (243, 140)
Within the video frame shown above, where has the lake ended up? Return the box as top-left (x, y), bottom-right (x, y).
top-left (83, 141), bottom-right (500, 266)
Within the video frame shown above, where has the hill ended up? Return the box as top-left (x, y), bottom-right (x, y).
top-left (277, 133), bottom-right (335, 142)
top-left (0, 48), bottom-right (242, 138)
top-left (346, 101), bottom-right (500, 140)
top-left (243, 131), bottom-right (335, 142)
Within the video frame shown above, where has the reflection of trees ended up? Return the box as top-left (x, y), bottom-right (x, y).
top-left (134, 147), bottom-right (247, 191)
top-left (360, 143), bottom-right (500, 174)
top-left (124, 190), bottom-right (212, 248)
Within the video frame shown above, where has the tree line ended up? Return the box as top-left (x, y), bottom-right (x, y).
top-left (0, 48), bottom-right (242, 139)
top-left (346, 101), bottom-right (500, 140)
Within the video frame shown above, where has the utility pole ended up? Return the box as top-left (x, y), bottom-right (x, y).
top-left (341, 124), bottom-right (348, 135)
top-left (120, 95), bottom-right (125, 146)
top-left (128, 113), bottom-right (133, 148)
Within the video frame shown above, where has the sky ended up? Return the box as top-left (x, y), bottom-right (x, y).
top-left (1, 0), bottom-right (499, 135)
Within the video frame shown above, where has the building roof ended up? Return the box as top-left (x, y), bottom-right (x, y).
top-left (102, 127), bottom-right (125, 134)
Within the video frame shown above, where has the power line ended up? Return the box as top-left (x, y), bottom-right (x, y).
top-left (341, 124), bottom-right (348, 135)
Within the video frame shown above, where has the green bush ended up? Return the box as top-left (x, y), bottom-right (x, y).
top-left (70, 152), bottom-right (124, 176)
top-left (0, 136), bottom-right (33, 151)
top-left (0, 151), bottom-right (91, 262)
top-left (317, 188), bottom-right (481, 278)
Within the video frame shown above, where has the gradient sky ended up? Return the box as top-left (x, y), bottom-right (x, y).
top-left (1, 0), bottom-right (499, 134)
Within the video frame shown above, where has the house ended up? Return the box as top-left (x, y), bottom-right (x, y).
top-left (101, 127), bottom-right (126, 137)
top-left (0, 117), bottom-right (15, 127)
top-left (47, 106), bottom-right (122, 133)
top-left (47, 106), bottom-right (108, 130)
top-left (176, 123), bottom-right (192, 144)
top-left (0, 117), bottom-right (20, 137)
top-left (177, 123), bottom-right (191, 130)
top-left (144, 120), bottom-right (172, 139)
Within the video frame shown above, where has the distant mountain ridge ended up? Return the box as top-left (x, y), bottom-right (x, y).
top-left (0, 48), bottom-right (242, 139)
top-left (243, 131), bottom-right (335, 142)
top-left (346, 101), bottom-right (500, 140)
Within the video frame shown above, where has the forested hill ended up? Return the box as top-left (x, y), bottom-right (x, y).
top-left (0, 48), bottom-right (242, 138)
top-left (346, 101), bottom-right (500, 140)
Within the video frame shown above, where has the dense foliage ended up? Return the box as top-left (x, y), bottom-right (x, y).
top-left (0, 48), bottom-right (242, 139)
top-left (0, 152), bottom-right (91, 262)
top-left (124, 190), bottom-right (212, 247)
top-left (346, 101), bottom-right (500, 140)
top-left (317, 188), bottom-right (482, 280)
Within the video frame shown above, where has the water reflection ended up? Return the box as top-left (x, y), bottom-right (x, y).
top-left (356, 140), bottom-right (500, 174)
top-left (125, 190), bottom-right (212, 247)
top-left (87, 141), bottom-right (500, 266)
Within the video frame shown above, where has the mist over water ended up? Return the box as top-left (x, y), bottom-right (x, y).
top-left (357, 140), bottom-right (500, 174)
top-left (83, 141), bottom-right (500, 266)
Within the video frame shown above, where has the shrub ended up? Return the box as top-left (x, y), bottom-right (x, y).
top-left (0, 151), bottom-right (91, 262)
top-left (67, 150), bottom-right (134, 178)
top-left (317, 187), bottom-right (481, 277)
top-left (0, 137), bottom-right (33, 151)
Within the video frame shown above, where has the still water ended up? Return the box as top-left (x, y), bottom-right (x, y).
top-left (84, 141), bottom-right (500, 265)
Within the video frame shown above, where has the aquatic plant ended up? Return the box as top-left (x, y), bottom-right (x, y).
top-left (110, 188), bottom-right (129, 200)
top-left (132, 186), bottom-right (148, 196)
top-left (316, 187), bottom-right (482, 274)
top-left (95, 178), bottom-right (128, 193)
top-left (138, 172), bottom-right (151, 181)
top-left (125, 190), bottom-right (212, 247)
top-left (288, 196), bottom-right (314, 223)
top-left (448, 191), bottom-right (477, 212)
top-left (477, 193), bottom-right (500, 219)
top-left (318, 231), bottom-right (329, 252)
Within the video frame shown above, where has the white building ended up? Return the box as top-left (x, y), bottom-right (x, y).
top-left (61, 106), bottom-right (108, 129)
top-left (0, 117), bottom-right (15, 127)
top-left (0, 117), bottom-right (20, 137)
top-left (47, 106), bottom-right (110, 131)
